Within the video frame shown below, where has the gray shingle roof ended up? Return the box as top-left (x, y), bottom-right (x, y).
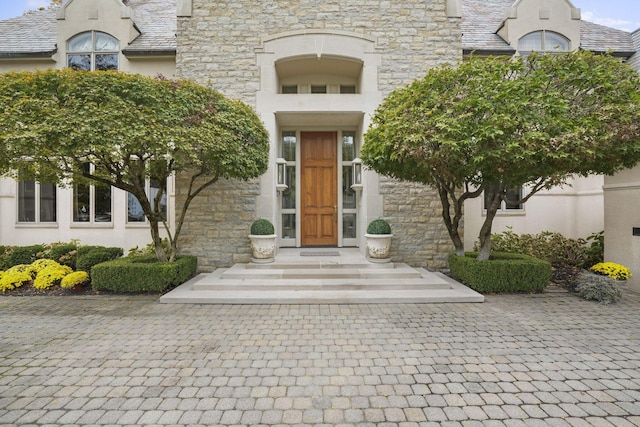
top-left (580, 20), bottom-right (635, 54)
top-left (0, 9), bottom-right (57, 56)
top-left (0, 0), bottom-right (176, 58)
top-left (462, 0), bottom-right (513, 54)
top-left (0, 0), bottom-right (635, 59)
top-left (124, 0), bottom-right (176, 54)
top-left (462, 0), bottom-right (635, 57)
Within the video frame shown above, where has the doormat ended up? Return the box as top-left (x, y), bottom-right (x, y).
top-left (300, 251), bottom-right (340, 257)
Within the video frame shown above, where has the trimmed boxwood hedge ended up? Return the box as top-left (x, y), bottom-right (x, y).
top-left (91, 255), bottom-right (198, 293)
top-left (449, 252), bottom-right (552, 294)
top-left (76, 247), bottom-right (123, 273)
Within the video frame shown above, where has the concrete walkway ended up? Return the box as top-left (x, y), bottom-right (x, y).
top-left (1, 291), bottom-right (640, 426)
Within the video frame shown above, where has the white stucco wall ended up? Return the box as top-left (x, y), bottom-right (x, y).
top-left (0, 0), bottom-right (176, 253)
top-left (464, 175), bottom-right (604, 250)
top-left (604, 167), bottom-right (640, 293)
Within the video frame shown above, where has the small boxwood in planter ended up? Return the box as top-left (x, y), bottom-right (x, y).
top-left (449, 252), bottom-right (552, 294)
top-left (366, 218), bottom-right (392, 235)
top-left (250, 218), bottom-right (275, 235)
top-left (91, 255), bottom-right (198, 293)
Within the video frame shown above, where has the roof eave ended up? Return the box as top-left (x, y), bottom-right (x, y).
top-left (122, 48), bottom-right (177, 57)
top-left (582, 48), bottom-right (636, 59)
top-left (463, 48), bottom-right (516, 57)
top-left (0, 49), bottom-right (57, 59)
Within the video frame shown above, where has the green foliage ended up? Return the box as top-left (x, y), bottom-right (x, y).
top-left (584, 231), bottom-right (605, 268)
top-left (590, 262), bottom-right (631, 281)
top-left (91, 255), bottom-right (198, 293)
top-left (448, 252), bottom-right (552, 294)
top-left (60, 271), bottom-right (90, 289)
top-left (487, 228), bottom-right (590, 266)
top-left (127, 238), bottom-right (170, 257)
top-left (0, 69), bottom-right (270, 262)
top-left (39, 242), bottom-right (78, 269)
top-left (576, 271), bottom-right (622, 304)
top-left (0, 244), bottom-right (45, 270)
top-left (362, 51), bottom-right (640, 258)
top-left (250, 219), bottom-right (275, 235)
top-left (366, 219), bottom-right (392, 235)
top-left (76, 247), bottom-right (123, 274)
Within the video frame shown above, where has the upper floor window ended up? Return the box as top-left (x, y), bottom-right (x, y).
top-left (67, 31), bottom-right (119, 71)
top-left (519, 31), bottom-right (570, 53)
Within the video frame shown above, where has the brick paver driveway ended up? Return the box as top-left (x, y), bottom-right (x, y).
top-left (1, 291), bottom-right (640, 426)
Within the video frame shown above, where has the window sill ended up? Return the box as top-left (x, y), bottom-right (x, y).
top-left (126, 223), bottom-right (151, 228)
top-left (15, 223), bottom-right (59, 228)
top-left (483, 210), bottom-right (526, 217)
top-left (70, 223), bottom-right (114, 229)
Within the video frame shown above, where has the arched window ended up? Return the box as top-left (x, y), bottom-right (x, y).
top-left (67, 31), bottom-right (119, 71)
top-left (519, 31), bottom-right (570, 53)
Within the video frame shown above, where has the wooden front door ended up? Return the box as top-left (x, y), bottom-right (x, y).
top-left (301, 131), bottom-right (338, 246)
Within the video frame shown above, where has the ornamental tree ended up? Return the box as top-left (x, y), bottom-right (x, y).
top-left (362, 51), bottom-right (640, 261)
top-left (0, 69), bottom-right (269, 262)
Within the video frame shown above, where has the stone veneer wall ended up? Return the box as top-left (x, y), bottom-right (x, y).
top-left (178, 0), bottom-right (461, 98)
top-left (175, 177), bottom-right (260, 271)
top-left (380, 179), bottom-right (455, 270)
top-left (176, 0), bottom-right (461, 269)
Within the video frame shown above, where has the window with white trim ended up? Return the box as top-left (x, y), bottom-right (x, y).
top-left (67, 31), bottom-right (119, 71)
top-left (127, 178), bottom-right (168, 223)
top-left (484, 185), bottom-right (524, 212)
top-left (73, 163), bottom-right (112, 223)
top-left (17, 173), bottom-right (56, 223)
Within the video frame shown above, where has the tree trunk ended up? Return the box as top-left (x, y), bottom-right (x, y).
top-left (435, 185), bottom-right (465, 256)
top-left (149, 217), bottom-right (168, 262)
top-left (477, 187), bottom-right (503, 261)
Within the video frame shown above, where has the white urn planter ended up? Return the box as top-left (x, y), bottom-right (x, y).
top-left (365, 233), bottom-right (393, 263)
top-left (249, 234), bottom-right (277, 263)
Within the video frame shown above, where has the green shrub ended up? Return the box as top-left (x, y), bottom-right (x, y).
top-left (250, 219), bottom-right (275, 235)
top-left (576, 271), bottom-right (622, 304)
top-left (91, 255), bottom-right (198, 293)
top-left (584, 231), bottom-right (604, 268)
top-left (448, 252), bottom-right (552, 294)
top-left (487, 228), bottom-right (588, 267)
top-left (0, 244), bottom-right (45, 270)
top-left (41, 242), bottom-right (78, 269)
top-left (127, 238), bottom-right (170, 257)
top-left (76, 247), bottom-right (123, 273)
top-left (366, 219), bottom-right (392, 235)
top-left (76, 245), bottom-right (123, 258)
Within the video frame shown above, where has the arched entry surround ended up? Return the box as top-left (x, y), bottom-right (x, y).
top-left (254, 30), bottom-right (384, 249)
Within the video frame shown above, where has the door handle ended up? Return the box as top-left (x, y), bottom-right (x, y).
top-left (334, 205), bottom-right (338, 222)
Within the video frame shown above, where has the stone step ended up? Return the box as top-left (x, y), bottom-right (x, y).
top-left (220, 263), bottom-right (422, 280)
top-left (244, 262), bottom-right (395, 270)
top-left (159, 249), bottom-right (485, 305)
top-left (161, 288), bottom-right (484, 304)
top-left (193, 278), bottom-right (449, 291)
top-left (160, 270), bottom-right (485, 304)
